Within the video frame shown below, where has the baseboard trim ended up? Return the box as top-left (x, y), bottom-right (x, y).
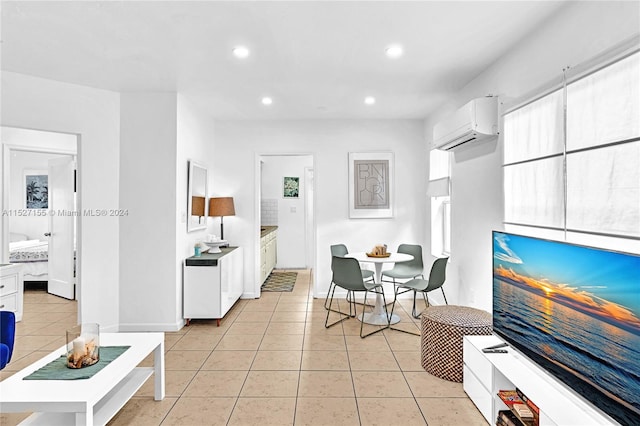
top-left (118, 320), bottom-right (184, 332)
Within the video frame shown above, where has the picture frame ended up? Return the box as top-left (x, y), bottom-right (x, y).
top-left (348, 152), bottom-right (393, 218)
top-left (283, 176), bottom-right (300, 198)
top-left (24, 170), bottom-right (48, 209)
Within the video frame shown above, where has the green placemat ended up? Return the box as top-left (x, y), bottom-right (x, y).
top-left (23, 346), bottom-right (131, 380)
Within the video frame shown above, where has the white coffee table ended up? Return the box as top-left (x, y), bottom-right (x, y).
top-left (0, 332), bottom-right (164, 426)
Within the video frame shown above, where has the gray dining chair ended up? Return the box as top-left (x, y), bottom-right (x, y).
top-left (325, 256), bottom-right (389, 338)
top-left (325, 244), bottom-right (374, 313)
top-left (381, 244), bottom-right (424, 285)
top-left (389, 257), bottom-right (449, 334)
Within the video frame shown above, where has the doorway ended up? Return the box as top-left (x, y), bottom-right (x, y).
top-left (255, 154), bottom-right (315, 297)
top-left (2, 127), bottom-right (79, 300)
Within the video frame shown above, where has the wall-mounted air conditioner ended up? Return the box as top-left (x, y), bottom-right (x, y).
top-left (433, 97), bottom-right (499, 151)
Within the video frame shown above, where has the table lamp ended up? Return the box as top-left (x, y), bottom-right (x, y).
top-left (208, 197), bottom-right (235, 240)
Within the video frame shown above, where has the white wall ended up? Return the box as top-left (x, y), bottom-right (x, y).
top-left (175, 94), bottom-right (217, 325)
top-left (261, 155), bottom-right (313, 268)
top-left (119, 93), bottom-right (179, 331)
top-left (2, 76), bottom-right (217, 333)
top-left (2, 71), bottom-right (121, 330)
top-left (213, 120), bottom-right (427, 298)
top-left (424, 1), bottom-right (640, 312)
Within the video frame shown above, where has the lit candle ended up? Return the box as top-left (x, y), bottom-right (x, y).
top-left (72, 337), bottom-right (85, 357)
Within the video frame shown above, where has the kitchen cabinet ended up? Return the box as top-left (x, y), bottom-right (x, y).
top-left (259, 227), bottom-right (277, 284)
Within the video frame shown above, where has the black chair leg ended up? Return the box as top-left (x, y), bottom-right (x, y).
top-left (411, 290), bottom-right (420, 319)
top-left (325, 285), bottom-right (350, 329)
top-left (389, 284), bottom-right (400, 324)
top-left (389, 286), bottom-right (421, 336)
top-left (349, 291), bottom-right (357, 317)
top-left (441, 288), bottom-right (448, 305)
top-left (324, 283), bottom-right (334, 310)
top-left (411, 289), bottom-right (433, 319)
top-left (359, 289), bottom-right (389, 338)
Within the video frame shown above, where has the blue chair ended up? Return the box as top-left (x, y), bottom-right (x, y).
top-left (1, 311), bottom-right (16, 370)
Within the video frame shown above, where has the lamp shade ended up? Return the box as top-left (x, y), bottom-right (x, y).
top-left (191, 196), bottom-right (206, 216)
top-left (209, 197), bottom-right (235, 217)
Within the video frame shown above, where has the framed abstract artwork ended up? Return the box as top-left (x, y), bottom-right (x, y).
top-left (348, 152), bottom-right (393, 218)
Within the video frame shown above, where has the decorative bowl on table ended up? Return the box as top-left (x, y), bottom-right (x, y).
top-left (66, 323), bottom-right (100, 369)
top-left (366, 252), bottom-right (391, 258)
top-left (204, 240), bottom-right (228, 253)
top-left (367, 244), bottom-right (389, 257)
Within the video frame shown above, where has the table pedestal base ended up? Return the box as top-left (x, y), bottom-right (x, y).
top-left (358, 312), bottom-right (400, 325)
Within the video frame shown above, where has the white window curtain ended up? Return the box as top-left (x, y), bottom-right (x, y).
top-left (504, 157), bottom-right (564, 229)
top-left (567, 53), bottom-right (640, 151)
top-left (429, 149), bottom-right (451, 256)
top-left (503, 50), bottom-right (639, 239)
top-left (429, 149), bottom-right (450, 181)
top-left (503, 90), bottom-right (564, 164)
top-left (566, 142), bottom-right (640, 236)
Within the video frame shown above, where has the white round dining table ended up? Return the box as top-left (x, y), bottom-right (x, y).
top-left (345, 252), bottom-right (413, 325)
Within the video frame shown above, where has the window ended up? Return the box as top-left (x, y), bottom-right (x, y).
top-left (429, 149), bottom-right (451, 256)
top-left (442, 199), bottom-right (451, 254)
top-left (504, 50), bottom-right (640, 240)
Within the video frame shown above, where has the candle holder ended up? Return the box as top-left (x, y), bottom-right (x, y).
top-left (66, 323), bottom-right (100, 369)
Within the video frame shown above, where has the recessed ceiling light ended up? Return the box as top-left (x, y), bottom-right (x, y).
top-left (385, 45), bottom-right (403, 58)
top-left (261, 97), bottom-right (273, 105)
top-left (364, 96), bottom-right (376, 105)
top-left (232, 46), bottom-right (250, 59)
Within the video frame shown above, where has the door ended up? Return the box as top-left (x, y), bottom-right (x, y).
top-left (304, 167), bottom-right (314, 269)
top-left (47, 156), bottom-right (75, 299)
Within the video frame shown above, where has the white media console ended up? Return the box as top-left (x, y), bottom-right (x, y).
top-left (463, 335), bottom-right (617, 426)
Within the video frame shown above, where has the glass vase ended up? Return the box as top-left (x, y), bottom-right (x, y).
top-left (66, 323), bottom-right (100, 368)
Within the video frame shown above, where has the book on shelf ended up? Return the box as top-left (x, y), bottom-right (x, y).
top-left (513, 403), bottom-right (534, 419)
top-left (497, 389), bottom-right (539, 426)
top-left (497, 389), bottom-right (524, 406)
top-left (516, 387), bottom-right (540, 416)
top-left (496, 409), bottom-right (520, 426)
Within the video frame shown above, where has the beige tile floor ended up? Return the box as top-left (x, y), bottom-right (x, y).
top-left (0, 271), bottom-right (487, 425)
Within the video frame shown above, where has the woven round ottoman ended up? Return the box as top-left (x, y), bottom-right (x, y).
top-left (421, 305), bottom-right (492, 382)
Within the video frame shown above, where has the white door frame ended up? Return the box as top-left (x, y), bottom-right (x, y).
top-left (253, 153), bottom-right (317, 298)
top-left (304, 166), bottom-right (315, 271)
top-left (1, 129), bottom-right (80, 317)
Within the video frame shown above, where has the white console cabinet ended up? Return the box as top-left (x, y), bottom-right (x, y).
top-left (463, 335), bottom-right (616, 426)
top-left (0, 264), bottom-right (23, 322)
top-left (183, 247), bottom-right (243, 326)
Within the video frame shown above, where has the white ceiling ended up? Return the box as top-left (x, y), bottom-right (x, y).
top-left (1, 1), bottom-right (567, 120)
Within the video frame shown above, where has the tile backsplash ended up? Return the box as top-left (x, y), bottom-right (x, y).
top-left (261, 199), bottom-right (278, 225)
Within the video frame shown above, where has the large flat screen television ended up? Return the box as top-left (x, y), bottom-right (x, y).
top-left (492, 231), bottom-right (640, 425)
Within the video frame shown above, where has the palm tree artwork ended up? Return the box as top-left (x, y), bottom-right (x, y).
top-left (25, 173), bottom-right (48, 209)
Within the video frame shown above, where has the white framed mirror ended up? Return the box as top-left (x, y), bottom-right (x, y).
top-left (187, 160), bottom-right (208, 232)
